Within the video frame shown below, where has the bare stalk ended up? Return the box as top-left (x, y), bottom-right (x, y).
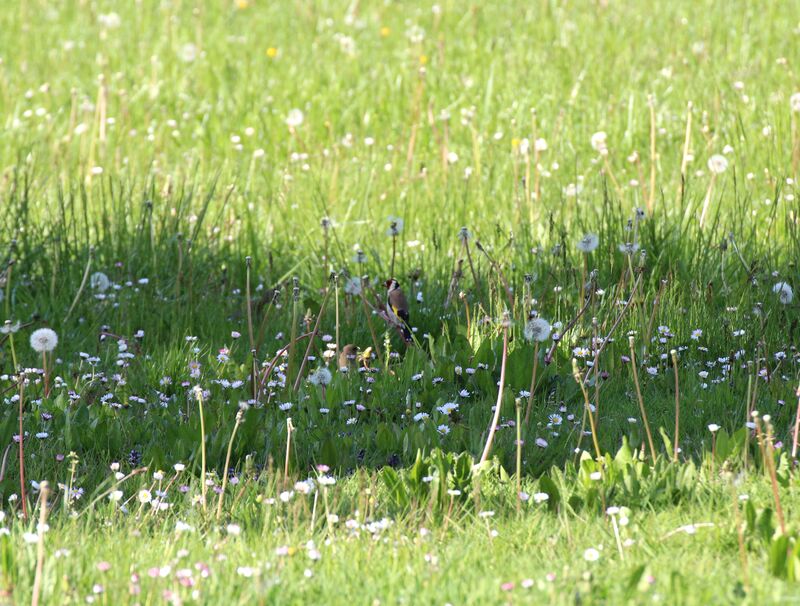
top-left (479, 315), bottom-right (510, 464)
top-left (671, 349), bottom-right (680, 461)
top-left (628, 336), bottom-right (657, 461)
top-left (31, 481), bottom-right (50, 606)
top-left (572, 359), bottom-right (602, 461)
top-left (216, 409), bottom-right (244, 520)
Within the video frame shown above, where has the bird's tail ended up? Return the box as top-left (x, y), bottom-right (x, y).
top-left (401, 324), bottom-right (412, 342)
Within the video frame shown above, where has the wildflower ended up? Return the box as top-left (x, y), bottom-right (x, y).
top-left (437, 424), bottom-right (450, 435)
top-left (98, 12), bottom-right (121, 28)
top-left (285, 109), bottom-right (304, 128)
top-left (618, 242), bottom-right (640, 255)
top-left (309, 368), bottom-right (332, 386)
top-left (386, 216), bottom-right (404, 237)
top-left (179, 43), bottom-right (198, 63)
top-left (773, 282), bottom-right (793, 305)
top-left (691, 329), bottom-right (703, 340)
top-left (343, 277), bottom-right (362, 296)
top-left (707, 154), bottom-right (728, 175)
top-left (90, 272), bottom-right (111, 292)
top-left (30, 328), bottom-right (58, 353)
top-left (590, 132), bottom-right (608, 154)
top-left (523, 318), bottom-right (552, 342)
top-left (0, 321), bottom-right (20, 334)
top-left (138, 489), bottom-right (152, 504)
top-left (175, 521), bottom-right (194, 533)
top-left (577, 233), bottom-right (599, 253)
top-left (532, 492), bottom-right (549, 504)
top-left (458, 227), bottom-right (471, 242)
top-left (708, 424), bottom-right (720, 433)
top-left (791, 92), bottom-right (800, 113)
top-left (583, 547), bottom-right (601, 562)
top-left (535, 438), bottom-right (548, 448)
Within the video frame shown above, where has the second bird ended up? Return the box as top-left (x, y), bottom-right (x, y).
top-left (385, 278), bottom-right (412, 342)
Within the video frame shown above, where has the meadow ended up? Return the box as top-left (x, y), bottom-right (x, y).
top-left (1, 0), bottom-right (800, 603)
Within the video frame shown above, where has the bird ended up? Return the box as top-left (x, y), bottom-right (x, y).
top-left (385, 278), bottom-right (412, 342)
top-left (338, 344), bottom-right (360, 372)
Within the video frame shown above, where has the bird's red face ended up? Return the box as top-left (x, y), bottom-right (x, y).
top-left (384, 279), bottom-right (394, 289)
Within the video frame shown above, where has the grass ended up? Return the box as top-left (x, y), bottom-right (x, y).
top-left (1, 0), bottom-right (800, 603)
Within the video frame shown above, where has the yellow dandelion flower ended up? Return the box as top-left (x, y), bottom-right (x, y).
top-left (511, 138), bottom-right (521, 148)
top-left (266, 47), bottom-right (278, 59)
top-left (419, 54), bottom-right (427, 65)
top-left (380, 26), bottom-right (390, 37)
top-left (236, 0), bottom-right (248, 8)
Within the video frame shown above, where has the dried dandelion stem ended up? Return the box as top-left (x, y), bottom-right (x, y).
top-left (572, 358), bottom-right (602, 461)
top-left (193, 387), bottom-right (208, 512)
top-left (671, 350), bottom-right (681, 462)
top-left (216, 409), bottom-right (244, 520)
top-left (628, 336), bottom-right (657, 461)
top-left (31, 481), bottom-right (50, 606)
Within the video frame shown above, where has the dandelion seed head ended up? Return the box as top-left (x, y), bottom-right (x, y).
top-left (30, 328), bottom-right (58, 353)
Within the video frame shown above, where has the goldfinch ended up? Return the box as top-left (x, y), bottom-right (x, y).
top-left (385, 278), bottom-right (412, 342)
top-left (338, 344), bottom-right (359, 372)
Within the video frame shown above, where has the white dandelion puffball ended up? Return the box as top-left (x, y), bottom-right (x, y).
top-left (179, 43), bottom-right (198, 63)
top-left (30, 328), bottom-right (58, 353)
top-left (590, 131), bottom-right (608, 153)
top-left (791, 92), bottom-right (800, 113)
top-left (577, 233), bottom-right (599, 254)
top-left (524, 318), bottom-right (552, 343)
top-left (386, 216), bottom-right (404, 237)
top-left (98, 12), bottom-right (121, 29)
top-left (707, 154), bottom-right (728, 175)
top-left (90, 271), bottom-right (111, 292)
top-left (285, 109), bottom-right (304, 128)
top-left (343, 277), bottom-right (362, 296)
top-left (310, 368), bottom-right (332, 386)
top-left (773, 282), bottom-right (793, 305)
